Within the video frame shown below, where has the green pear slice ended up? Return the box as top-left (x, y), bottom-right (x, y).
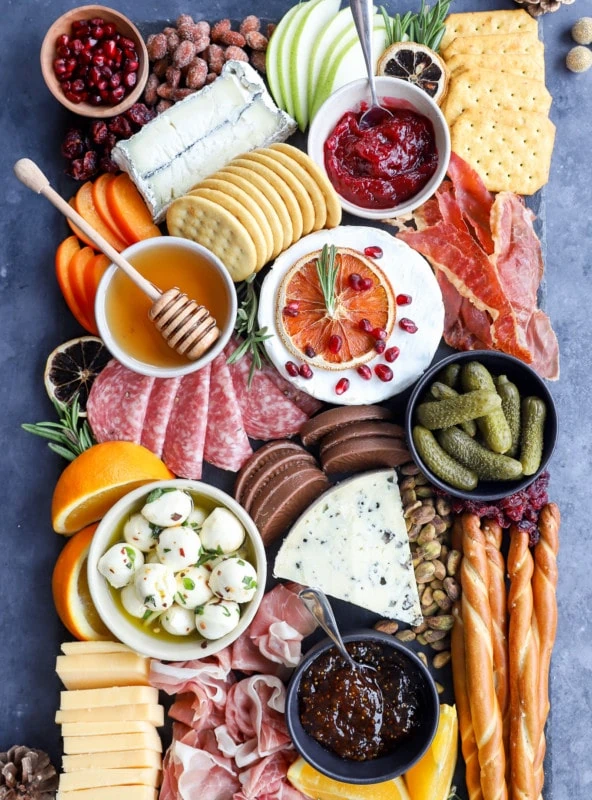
top-left (266, 3), bottom-right (301, 113)
top-left (276, 1), bottom-right (315, 119)
top-left (289, 0), bottom-right (341, 131)
top-left (307, 8), bottom-right (354, 119)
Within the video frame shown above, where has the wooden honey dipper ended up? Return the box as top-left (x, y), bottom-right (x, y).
top-left (13, 158), bottom-right (220, 361)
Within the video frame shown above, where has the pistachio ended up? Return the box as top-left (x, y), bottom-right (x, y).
top-left (410, 505), bottom-right (436, 526)
top-left (400, 475), bottom-right (416, 490)
top-left (412, 621), bottom-right (428, 634)
top-left (430, 579), bottom-right (444, 591)
top-left (404, 500), bottom-right (423, 519)
top-left (427, 614), bottom-right (455, 631)
top-left (433, 589), bottom-right (453, 611)
top-left (433, 651), bottom-right (452, 669)
top-left (417, 540), bottom-right (441, 561)
top-left (421, 587), bottom-right (434, 607)
top-left (417, 524), bottom-right (437, 544)
top-left (374, 619), bottom-right (399, 635)
top-left (417, 633), bottom-right (428, 645)
top-left (395, 629), bottom-right (416, 642)
top-left (401, 488), bottom-right (417, 506)
top-left (432, 515), bottom-right (448, 535)
top-left (415, 486), bottom-right (434, 499)
top-left (422, 602), bottom-right (439, 617)
top-left (417, 651), bottom-right (428, 667)
top-left (443, 576), bottom-right (460, 601)
top-left (415, 561), bottom-right (436, 583)
top-left (423, 628), bottom-right (448, 643)
top-left (440, 544), bottom-right (449, 561)
top-left (433, 560), bottom-right (447, 581)
top-left (412, 556), bottom-right (423, 569)
top-left (435, 681), bottom-right (445, 695)
top-left (447, 550), bottom-right (462, 576)
top-left (436, 497), bottom-right (452, 517)
top-left (401, 463), bottom-right (420, 476)
top-left (414, 473), bottom-right (429, 485)
top-left (430, 637), bottom-right (451, 652)
top-left (408, 523), bottom-right (422, 542)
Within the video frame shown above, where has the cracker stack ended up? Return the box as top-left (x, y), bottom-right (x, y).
top-left (441, 9), bottom-right (555, 195)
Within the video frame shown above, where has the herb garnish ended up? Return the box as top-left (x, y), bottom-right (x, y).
top-left (227, 273), bottom-right (272, 388)
top-left (21, 394), bottom-right (95, 461)
top-left (381, 0), bottom-right (451, 51)
top-left (145, 487), bottom-right (177, 504)
top-left (183, 577), bottom-right (196, 591)
top-left (316, 245), bottom-right (339, 317)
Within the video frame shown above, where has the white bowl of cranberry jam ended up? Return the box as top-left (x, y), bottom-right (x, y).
top-left (308, 77), bottom-right (450, 221)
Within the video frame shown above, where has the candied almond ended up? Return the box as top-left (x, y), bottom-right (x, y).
top-left (195, 21), bottom-right (211, 38)
top-left (211, 19), bottom-right (231, 42)
top-left (266, 23), bottom-right (277, 38)
top-left (186, 58), bottom-right (208, 89)
top-left (220, 30), bottom-right (246, 47)
top-left (165, 30), bottom-right (180, 53)
top-left (156, 99), bottom-right (173, 113)
top-left (250, 51), bottom-right (266, 73)
top-left (143, 73), bottom-right (159, 105)
top-left (245, 31), bottom-right (268, 51)
top-left (165, 66), bottom-right (181, 88)
top-left (176, 13), bottom-right (194, 27)
top-left (194, 34), bottom-right (210, 54)
top-left (177, 22), bottom-right (197, 41)
top-left (225, 45), bottom-right (248, 63)
top-left (156, 83), bottom-right (174, 99)
top-left (147, 32), bottom-right (167, 61)
top-left (172, 88), bottom-right (195, 101)
top-left (173, 39), bottom-right (196, 68)
top-left (153, 58), bottom-right (169, 78)
top-left (206, 71), bottom-right (217, 84)
top-left (240, 15), bottom-right (261, 35)
top-left (205, 44), bottom-right (225, 74)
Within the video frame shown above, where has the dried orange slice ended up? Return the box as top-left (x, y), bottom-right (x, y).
top-left (377, 43), bottom-right (449, 105)
top-left (277, 247), bottom-right (395, 370)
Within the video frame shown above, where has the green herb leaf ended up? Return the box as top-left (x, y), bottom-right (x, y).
top-left (144, 594), bottom-right (155, 607)
top-left (195, 605), bottom-right (205, 615)
top-left (222, 605), bottom-right (231, 617)
top-left (124, 547), bottom-right (136, 566)
top-left (316, 245), bottom-right (339, 316)
top-left (226, 273), bottom-right (273, 388)
top-left (142, 609), bottom-right (153, 620)
top-left (22, 394), bottom-right (96, 461)
top-left (145, 487), bottom-right (176, 504)
top-left (380, 0), bottom-right (450, 51)
top-left (183, 577), bottom-right (196, 591)
top-left (149, 524), bottom-right (162, 539)
top-left (242, 576), bottom-right (257, 590)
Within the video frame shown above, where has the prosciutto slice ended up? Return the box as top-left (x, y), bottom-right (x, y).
top-left (447, 151), bottom-right (494, 253)
top-left (234, 753), bottom-right (306, 800)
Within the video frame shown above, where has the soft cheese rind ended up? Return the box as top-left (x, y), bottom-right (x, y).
top-left (112, 61), bottom-right (297, 221)
top-left (274, 470), bottom-right (422, 624)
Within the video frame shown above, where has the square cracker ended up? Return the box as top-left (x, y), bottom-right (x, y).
top-left (450, 107), bottom-right (556, 195)
top-left (442, 68), bottom-right (552, 128)
top-left (441, 9), bottom-right (538, 51)
top-left (443, 33), bottom-right (543, 59)
top-left (446, 53), bottom-right (544, 82)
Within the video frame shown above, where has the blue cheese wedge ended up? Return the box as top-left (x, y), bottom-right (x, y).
top-left (112, 61), bottom-right (297, 221)
top-left (274, 470), bottom-right (422, 625)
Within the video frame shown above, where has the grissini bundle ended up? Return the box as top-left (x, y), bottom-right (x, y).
top-left (532, 503), bottom-right (560, 797)
top-left (460, 513), bottom-right (508, 800)
top-left (507, 526), bottom-right (540, 800)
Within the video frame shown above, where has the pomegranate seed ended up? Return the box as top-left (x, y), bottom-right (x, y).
top-left (71, 38), bottom-right (84, 54)
top-left (88, 65), bottom-right (101, 84)
top-left (123, 71), bottom-right (137, 88)
top-left (335, 378), bottom-right (350, 395)
top-left (99, 88), bottom-right (110, 100)
top-left (71, 78), bottom-right (85, 93)
top-left (285, 361), bottom-right (298, 377)
top-left (357, 365), bottom-right (372, 380)
top-left (304, 345), bottom-right (316, 359)
top-left (103, 39), bottom-right (116, 58)
top-left (76, 64), bottom-right (89, 77)
top-left (90, 17), bottom-right (105, 26)
top-left (89, 93), bottom-right (103, 105)
top-left (97, 79), bottom-right (108, 91)
top-left (399, 318), bottom-right (418, 333)
top-left (92, 25), bottom-right (104, 39)
top-left (374, 340), bottom-right (386, 354)
top-left (104, 23), bottom-right (117, 37)
top-left (375, 364), bottom-right (393, 382)
top-left (53, 58), bottom-right (67, 75)
top-left (124, 58), bottom-right (139, 73)
top-left (78, 50), bottom-right (92, 65)
top-left (61, 80), bottom-right (71, 91)
top-left (364, 245), bottom-right (383, 259)
top-left (372, 327), bottom-right (387, 341)
top-left (65, 91), bottom-right (83, 104)
top-left (110, 86), bottom-right (126, 103)
top-left (299, 364), bottom-right (313, 379)
top-left (66, 57), bottom-right (77, 71)
top-left (113, 49), bottom-right (123, 66)
top-left (282, 306), bottom-right (298, 318)
top-left (119, 36), bottom-right (136, 50)
top-left (385, 346), bottom-right (400, 363)
top-left (328, 334), bottom-right (342, 354)
top-left (360, 277), bottom-right (373, 290)
top-left (396, 293), bottom-right (412, 306)
top-left (57, 44), bottom-right (71, 57)
top-left (359, 318), bottom-right (372, 333)
top-left (72, 21), bottom-right (90, 36)
top-left (56, 34), bottom-right (70, 47)
top-left (102, 65), bottom-right (112, 77)
top-left (348, 273), bottom-right (362, 290)
top-left (124, 48), bottom-right (138, 61)
top-left (92, 52), bottom-right (106, 67)
top-left (109, 72), bottom-right (121, 88)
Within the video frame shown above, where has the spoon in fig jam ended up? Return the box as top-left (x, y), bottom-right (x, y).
top-left (350, 0), bottom-right (393, 130)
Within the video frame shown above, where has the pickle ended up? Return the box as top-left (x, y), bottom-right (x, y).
top-left (438, 426), bottom-right (523, 481)
top-left (416, 389), bottom-right (501, 431)
top-left (413, 426), bottom-right (478, 491)
top-left (520, 396), bottom-right (547, 476)
top-left (435, 363), bottom-right (461, 389)
top-left (460, 362), bottom-right (512, 454)
top-left (495, 375), bottom-right (521, 457)
top-left (430, 382), bottom-right (477, 437)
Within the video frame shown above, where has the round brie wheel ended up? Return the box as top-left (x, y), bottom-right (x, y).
top-left (258, 226), bottom-right (444, 405)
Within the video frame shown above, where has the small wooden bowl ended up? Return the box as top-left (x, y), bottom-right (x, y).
top-left (40, 5), bottom-right (149, 119)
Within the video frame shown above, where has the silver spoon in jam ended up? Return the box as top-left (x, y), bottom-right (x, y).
top-left (350, 0), bottom-right (393, 130)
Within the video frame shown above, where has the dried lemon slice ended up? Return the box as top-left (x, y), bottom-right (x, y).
top-left (377, 42), bottom-right (449, 105)
top-left (44, 336), bottom-right (110, 414)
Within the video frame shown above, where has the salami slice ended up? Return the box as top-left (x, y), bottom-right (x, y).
top-left (225, 346), bottom-right (308, 441)
top-left (259, 359), bottom-right (323, 416)
top-left (162, 365), bottom-right (211, 479)
top-left (87, 359), bottom-right (154, 445)
top-left (204, 354), bottom-right (253, 472)
top-left (140, 377), bottom-right (182, 458)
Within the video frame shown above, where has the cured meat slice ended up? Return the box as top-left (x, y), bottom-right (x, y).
top-left (259, 360), bottom-right (322, 417)
top-left (204, 354), bottom-right (253, 472)
top-left (234, 752), bottom-right (305, 800)
top-left (87, 359), bottom-right (154, 444)
top-left (447, 151), bottom-right (494, 253)
top-left (436, 270), bottom-right (493, 352)
top-left (225, 347), bottom-right (308, 441)
top-left (141, 377), bottom-right (181, 458)
top-left (525, 310), bottom-right (560, 380)
top-left (162, 365), bottom-right (211, 479)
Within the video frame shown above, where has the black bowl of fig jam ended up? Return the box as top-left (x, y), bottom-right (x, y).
top-left (286, 630), bottom-right (439, 783)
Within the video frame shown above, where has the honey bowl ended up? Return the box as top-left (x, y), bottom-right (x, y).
top-left (95, 237), bottom-right (237, 378)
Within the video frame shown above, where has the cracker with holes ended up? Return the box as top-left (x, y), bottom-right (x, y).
top-left (166, 195), bottom-right (257, 281)
top-left (442, 68), bottom-right (552, 128)
top-left (451, 108), bottom-right (556, 195)
top-left (446, 53), bottom-right (545, 82)
top-left (443, 32), bottom-right (543, 59)
top-left (441, 9), bottom-right (538, 51)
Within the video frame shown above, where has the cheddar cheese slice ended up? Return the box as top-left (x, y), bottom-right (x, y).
top-left (56, 653), bottom-right (150, 689)
top-left (56, 704), bottom-right (164, 726)
top-left (60, 642), bottom-right (133, 656)
top-left (59, 768), bottom-right (160, 791)
top-left (63, 730), bottom-right (162, 755)
top-left (60, 686), bottom-right (158, 709)
top-left (57, 787), bottom-right (157, 800)
top-left (62, 751), bottom-right (162, 773)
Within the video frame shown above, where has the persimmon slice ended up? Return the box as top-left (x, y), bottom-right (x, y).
top-left (55, 236), bottom-right (95, 334)
top-left (106, 173), bottom-right (161, 243)
top-left (69, 182), bottom-right (128, 252)
top-left (92, 174), bottom-right (133, 246)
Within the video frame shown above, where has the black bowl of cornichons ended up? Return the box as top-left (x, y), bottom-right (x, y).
top-left (405, 350), bottom-right (558, 502)
top-left (285, 630), bottom-right (440, 783)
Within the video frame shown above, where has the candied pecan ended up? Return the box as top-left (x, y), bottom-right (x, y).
top-left (143, 73), bottom-right (160, 105)
top-left (156, 99), bottom-right (173, 113)
top-left (156, 83), bottom-right (175, 99)
top-left (173, 39), bottom-right (196, 68)
top-left (172, 88), bottom-right (195, 101)
top-left (220, 30), bottom-right (246, 47)
top-left (176, 13), bottom-right (194, 27)
top-left (245, 31), bottom-right (268, 50)
top-left (225, 45), bottom-right (249, 63)
top-left (166, 65), bottom-right (182, 88)
top-left (266, 23), bottom-right (277, 38)
top-left (204, 44), bottom-right (225, 74)
top-left (206, 71), bottom-right (217, 84)
top-left (186, 57), bottom-right (208, 89)
top-left (165, 30), bottom-right (180, 53)
top-left (61, 128), bottom-right (86, 159)
top-left (250, 50), bottom-right (267, 73)
top-left (153, 58), bottom-right (169, 78)
top-left (240, 15), bottom-right (261, 35)
top-left (211, 19), bottom-right (231, 42)
top-left (146, 32), bottom-right (167, 61)
top-left (126, 102), bottom-right (156, 126)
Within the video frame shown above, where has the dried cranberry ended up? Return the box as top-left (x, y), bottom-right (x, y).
top-left (372, 327), bottom-right (387, 341)
top-left (304, 345), bottom-right (316, 359)
top-left (108, 114), bottom-right (131, 137)
top-left (285, 361), bottom-right (298, 377)
top-left (364, 245), bottom-right (383, 259)
top-left (396, 294), bottom-right (412, 305)
top-left (328, 334), bottom-right (342, 354)
top-left (348, 273), bottom-right (362, 290)
top-left (399, 318), bottom-right (418, 333)
top-left (357, 365), bottom-right (372, 380)
top-left (89, 120), bottom-right (109, 144)
top-left (335, 378), bottom-right (350, 395)
top-left (358, 318), bottom-right (372, 333)
top-left (375, 364), bottom-right (393, 382)
top-left (374, 340), bottom-right (386, 354)
top-left (99, 155), bottom-right (119, 174)
top-left (385, 346), bottom-right (400, 363)
top-left (68, 150), bottom-right (98, 181)
top-left (61, 128), bottom-right (86, 159)
top-left (299, 364), bottom-right (313, 380)
top-left (126, 103), bottom-right (155, 126)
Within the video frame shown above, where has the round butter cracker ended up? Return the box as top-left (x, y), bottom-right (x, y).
top-left (261, 146), bottom-right (328, 231)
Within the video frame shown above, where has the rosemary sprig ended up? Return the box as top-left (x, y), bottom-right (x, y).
top-left (316, 244), bottom-right (339, 317)
top-left (21, 394), bottom-right (96, 461)
top-left (226, 273), bottom-right (272, 388)
top-left (381, 0), bottom-right (451, 51)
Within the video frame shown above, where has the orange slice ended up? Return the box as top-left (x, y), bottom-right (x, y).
top-left (51, 442), bottom-right (174, 535)
top-left (277, 247), bottom-right (395, 369)
top-left (287, 758), bottom-right (411, 800)
top-left (404, 704), bottom-right (458, 800)
top-left (52, 523), bottom-right (112, 641)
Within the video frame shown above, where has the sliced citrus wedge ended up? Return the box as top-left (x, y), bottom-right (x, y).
top-left (377, 42), bottom-right (449, 105)
top-left (44, 336), bottom-right (110, 413)
top-left (287, 757), bottom-right (411, 800)
top-left (404, 704), bottom-right (458, 800)
top-left (277, 247), bottom-right (395, 370)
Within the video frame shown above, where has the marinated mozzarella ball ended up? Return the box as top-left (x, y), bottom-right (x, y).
top-left (121, 583), bottom-right (149, 619)
top-left (200, 507), bottom-right (245, 554)
top-left (161, 604), bottom-right (196, 636)
top-left (141, 489), bottom-right (192, 528)
top-left (208, 557), bottom-right (258, 603)
top-left (175, 565), bottom-right (214, 608)
top-left (98, 544), bottom-right (144, 589)
top-left (156, 526), bottom-right (201, 571)
top-left (134, 564), bottom-right (177, 612)
top-left (196, 599), bottom-right (241, 640)
top-left (185, 506), bottom-right (209, 529)
top-left (123, 513), bottom-right (157, 552)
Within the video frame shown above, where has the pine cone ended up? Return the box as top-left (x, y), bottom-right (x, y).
top-left (0, 747), bottom-right (58, 800)
top-left (513, 0), bottom-right (575, 17)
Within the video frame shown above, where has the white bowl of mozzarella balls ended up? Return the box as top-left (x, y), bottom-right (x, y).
top-left (88, 479), bottom-right (266, 660)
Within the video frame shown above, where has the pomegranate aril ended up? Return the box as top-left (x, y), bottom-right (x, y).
top-left (385, 346), bottom-right (400, 363)
top-left (103, 23), bottom-right (117, 37)
top-left (61, 80), bottom-right (72, 92)
top-left (282, 306), bottom-right (299, 318)
top-left (103, 39), bottom-right (117, 58)
top-left (396, 293), bottom-right (412, 306)
top-left (357, 365), bottom-right (372, 380)
top-left (92, 25), bottom-right (104, 39)
top-left (57, 44), bottom-right (71, 57)
top-left (285, 361), bottom-right (299, 377)
top-left (89, 93), bottom-right (103, 105)
top-left (56, 34), bottom-right (70, 47)
top-left (97, 79), bottom-right (108, 91)
top-left (109, 72), bottom-right (122, 88)
top-left (78, 50), bottom-right (92, 65)
top-left (92, 53), bottom-right (106, 67)
top-left (348, 273), bottom-right (362, 290)
top-left (88, 65), bottom-right (100, 84)
top-left (299, 364), bottom-right (313, 380)
top-left (364, 245), bottom-right (383, 259)
top-left (359, 318), bottom-right (372, 333)
top-left (110, 87), bottom-right (125, 103)
top-left (72, 22), bottom-right (90, 36)
top-left (71, 78), bottom-right (85, 93)
top-left (335, 378), bottom-right (350, 395)
top-left (65, 91), bottom-right (83, 104)
top-left (328, 334), bottom-right (342, 354)
top-left (99, 88), bottom-right (110, 100)
top-left (372, 327), bottom-right (387, 341)
top-left (123, 71), bottom-right (137, 88)
top-left (54, 58), bottom-right (67, 75)
top-left (124, 58), bottom-right (139, 73)
top-left (375, 364), bottom-right (393, 382)
top-left (374, 340), bottom-right (386, 354)
top-left (90, 17), bottom-right (105, 26)
top-left (119, 36), bottom-right (136, 50)
top-left (304, 345), bottom-right (316, 359)
top-left (399, 318), bottom-right (418, 333)
top-left (360, 277), bottom-right (373, 290)
top-left (71, 38), bottom-right (84, 54)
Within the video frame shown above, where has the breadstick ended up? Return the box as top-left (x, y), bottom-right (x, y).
top-left (451, 602), bottom-right (483, 800)
top-left (532, 504), bottom-right (560, 796)
top-left (507, 526), bottom-right (540, 800)
top-left (460, 514), bottom-right (508, 800)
